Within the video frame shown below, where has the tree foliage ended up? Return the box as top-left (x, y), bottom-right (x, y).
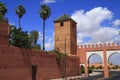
top-left (81, 65), bottom-right (85, 74)
top-left (9, 25), bottom-right (31, 48)
top-left (0, 2), bottom-right (7, 20)
top-left (16, 5), bottom-right (26, 27)
top-left (31, 44), bottom-right (41, 50)
top-left (29, 31), bottom-right (39, 46)
top-left (9, 25), bottom-right (41, 50)
top-left (91, 65), bottom-right (95, 69)
top-left (40, 4), bottom-right (51, 20)
top-left (29, 30), bottom-right (41, 50)
top-left (0, 2), bottom-right (7, 15)
top-left (0, 12), bottom-right (3, 21)
top-left (0, 3), bottom-right (42, 50)
top-left (80, 65), bottom-right (93, 74)
top-left (16, 5), bottom-right (25, 18)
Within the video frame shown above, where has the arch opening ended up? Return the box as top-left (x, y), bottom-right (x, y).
top-left (87, 53), bottom-right (104, 77)
top-left (88, 53), bottom-right (103, 64)
top-left (108, 52), bottom-right (120, 77)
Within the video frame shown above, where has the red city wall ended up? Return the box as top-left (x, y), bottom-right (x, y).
top-left (0, 20), bottom-right (9, 45)
top-left (0, 45), bottom-right (79, 80)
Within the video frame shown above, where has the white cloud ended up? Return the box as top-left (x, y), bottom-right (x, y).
top-left (112, 19), bottom-right (120, 27)
top-left (9, 23), bottom-right (15, 26)
top-left (42, 0), bottom-right (56, 4)
top-left (38, 32), bottom-right (43, 41)
top-left (91, 27), bottom-right (119, 43)
top-left (45, 32), bottom-right (54, 50)
top-left (71, 7), bottom-right (113, 34)
top-left (71, 7), bottom-right (120, 45)
top-left (45, 37), bottom-right (54, 50)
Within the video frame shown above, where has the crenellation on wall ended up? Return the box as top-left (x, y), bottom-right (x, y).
top-left (87, 45), bottom-right (90, 48)
top-left (112, 43), bottom-right (115, 46)
top-left (78, 43), bottom-right (120, 49)
top-left (103, 43), bottom-right (107, 47)
top-left (84, 45), bottom-right (87, 48)
top-left (108, 43), bottom-right (111, 47)
top-left (91, 44), bottom-right (94, 48)
top-left (95, 44), bottom-right (98, 48)
top-left (99, 43), bottom-right (102, 48)
top-left (80, 45), bottom-right (83, 48)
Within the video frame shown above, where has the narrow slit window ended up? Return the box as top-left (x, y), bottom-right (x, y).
top-left (60, 22), bottom-right (64, 26)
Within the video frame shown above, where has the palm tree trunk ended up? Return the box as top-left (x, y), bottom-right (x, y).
top-left (18, 17), bottom-right (20, 28)
top-left (43, 20), bottom-right (45, 50)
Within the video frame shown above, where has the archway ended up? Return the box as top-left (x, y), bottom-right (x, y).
top-left (88, 53), bottom-right (104, 77)
top-left (78, 43), bottom-right (120, 78)
top-left (84, 51), bottom-right (104, 77)
top-left (108, 52), bottom-right (120, 77)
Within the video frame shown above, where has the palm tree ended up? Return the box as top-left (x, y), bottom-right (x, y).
top-left (39, 4), bottom-right (51, 50)
top-left (16, 5), bottom-right (25, 28)
top-left (0, 2), bottom-right (7, 20)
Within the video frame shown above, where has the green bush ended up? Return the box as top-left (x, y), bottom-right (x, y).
top-left (88, 67), bottom-right (93, 73)
top-left (96, 65), bottom-right (103, 69)
top-left (91, 65), bottom-right (95, 69)
top-left (0, 12), bottom-right (4, 21)
top-left (112, 67), bottom-right (116, 69)
top-left (52, 50), bottom-right (67, 63)
top-left (80, 65), bottom-right (93, 74)
top-left (99, 65), bottom-right (103, 69)
top-left (81, 65), bottom-right (85, 73)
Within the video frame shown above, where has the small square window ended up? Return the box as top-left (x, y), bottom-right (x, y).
top-left (60, 22), bottom-right (64, 26)
top-left (57, 47), bottom-right (59, 50)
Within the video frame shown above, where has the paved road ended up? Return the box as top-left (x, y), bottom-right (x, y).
top-left (50, 70), bottom-right (120, 80)
top-left (78, 70), bottom-right (120, 80)
top-left (103, 70), bottom-right (120, 80)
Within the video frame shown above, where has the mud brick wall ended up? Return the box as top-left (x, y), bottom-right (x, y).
top-left (0, 20), bottom-right (9, 45)
top-left (0, 45), bottom-right (79, 80)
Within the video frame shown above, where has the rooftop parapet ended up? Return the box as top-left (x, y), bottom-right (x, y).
top-left (78, 43), bottom-right (120, 49)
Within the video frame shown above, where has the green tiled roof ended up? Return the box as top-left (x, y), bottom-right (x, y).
top-left (54, 14), bottom-right (74, 22)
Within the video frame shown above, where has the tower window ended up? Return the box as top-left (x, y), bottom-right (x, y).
top-left (60, 22), bottom-right (64, 26)
top-left (57, 47), bottom-right (59, 50)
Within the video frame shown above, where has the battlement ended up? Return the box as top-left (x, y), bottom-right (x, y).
top-left (78, 43), bottom-right (120, 49)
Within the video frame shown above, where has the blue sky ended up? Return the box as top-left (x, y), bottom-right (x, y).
top-left (1, 0), bottom-right (120, 64)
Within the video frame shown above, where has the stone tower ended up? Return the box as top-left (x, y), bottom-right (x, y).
top-left (0, 19), bottom-right (10, 45)
top-left (54, 14), bottom-right (77, 55)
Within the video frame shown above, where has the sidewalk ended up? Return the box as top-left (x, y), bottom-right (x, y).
top-left (50, 71), bottom-right (104, 80)
top-left (50, 75), bottom-right (85, 80)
